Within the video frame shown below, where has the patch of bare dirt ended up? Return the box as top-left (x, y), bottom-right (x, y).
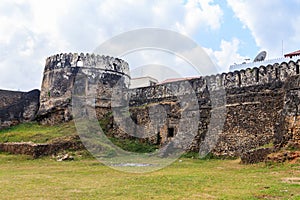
top-left (281, 177), bottom-right (300, 185)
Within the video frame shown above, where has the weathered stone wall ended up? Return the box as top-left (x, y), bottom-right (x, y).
top-left (36, 52), bottom-right (300, 157)
top-left (37, 53), bottom-right (130, 124)
top-left (281, 75), bottom-right (300, 149)
top-left (240, 148), bottom-right (274, 164)
top-left (122, 60), bottom-right (300, 156)
top-left (216, 83), bottom-right (284, 156)
top-left (0, 89), bottom-right (40, 129)
top-left (0, 135), bottom-right (84, 158)
top-left (0, 90), bottom-right (24, 108)
top-left (118, 78), bottom-right (212, 153)
top-left (1, 52), bottom-right (299, 158)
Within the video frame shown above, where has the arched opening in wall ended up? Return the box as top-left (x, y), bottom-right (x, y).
top-left (167, 127), bottom-right (175, 138)
top-left (296, 65), bottom-right (299, 74)
top-left (156, 131), bottom-right (161, 145)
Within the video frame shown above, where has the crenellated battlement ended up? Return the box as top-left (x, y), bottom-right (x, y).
top-left (38, 53), bottom-right (131, 124)
top-left (44, 53), bottom-right (300, 96)
top-left (126, 58), bottom-right (300, 156)
top-left (230, 55), bottom-right (300, 71)
top-left (44, 53), bottom-right (130, 76)
top-left (129, 59), bottom-right (300, 104)
top-left (207, 59), bottom-right (300, 90)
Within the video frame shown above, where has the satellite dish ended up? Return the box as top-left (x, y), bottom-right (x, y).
top-left (253, 51), bottom-right (267, 62)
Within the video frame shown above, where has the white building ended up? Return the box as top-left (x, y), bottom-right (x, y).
top-left (129, 76), bottom-right (158, 89)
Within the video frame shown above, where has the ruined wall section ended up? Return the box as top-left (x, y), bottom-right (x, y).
top-left (107, 78), bottom-right (209, 152)
top-left (37, 53), bottom-right (130, 124)
top-left (0, 89), bottom-right (40, 129)
top-left (281, 75), bottom-right (300, 149)
top-left (0, 135), bottom-right (84, 158)
top-left (0, 90), bottom-right (25, 108)
top-left (123, 78), bottom-right (211, 151)
top-left (127, 60), bottom-right (300, 156)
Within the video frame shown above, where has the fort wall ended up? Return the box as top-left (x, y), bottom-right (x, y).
top-left (0, 89), bottom-right (40, 129)
top-left (1, 53), bottom-right (299, 157)
top-left (0, 90), bottom-right (26, 109)
top-left (37, 53), bottom-right (130, 124)
top-left (119, 60), bottom-right (300, 156)
top-left (37, 54), bottom-right (300, 156)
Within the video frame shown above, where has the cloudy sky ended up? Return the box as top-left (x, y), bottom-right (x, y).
top-left (1, 0), bottom-right (300, 91)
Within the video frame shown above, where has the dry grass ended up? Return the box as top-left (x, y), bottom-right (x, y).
top-left (0, 153), bottom-right (299, 200)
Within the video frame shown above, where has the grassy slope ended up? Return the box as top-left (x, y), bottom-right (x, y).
top-left (0, 153), bottom-right (299, 199)
top-left (0, 122), bottom-right (77, 143)
top-left (0, 122), bottom-right (158, 153)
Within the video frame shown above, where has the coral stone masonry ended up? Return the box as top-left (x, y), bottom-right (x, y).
top-left (0, 89), bottom-right (40, 129)
top-left (0, 53), bottom-right (300, 157)
top-left (37, 53), bottom-right (130, 124)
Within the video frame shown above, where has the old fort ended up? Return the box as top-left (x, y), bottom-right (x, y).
top-left (0, 51), bottom-right (300, 163)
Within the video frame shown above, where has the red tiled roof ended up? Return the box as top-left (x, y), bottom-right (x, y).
top-left (284, 50), bottom-right (300, 58)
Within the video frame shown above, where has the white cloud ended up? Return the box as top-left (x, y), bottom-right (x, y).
top-left (227, 0), bottom-right (300, 58)
top-left (124, 49), bottom-right (203, 81)
top-left (0, 0), bottom-right (224, 91)
top-left (204, 38), bottom-right (248, 72)
top-left (8, 0), bottom-right (300, 90)
top-left (0, 0), bottom-right (70, 90)
top-left (176, 0), bottom-right (223, 35)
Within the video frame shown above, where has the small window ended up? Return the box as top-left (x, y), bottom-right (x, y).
top-left (167, 128), bottom-right (174, 138)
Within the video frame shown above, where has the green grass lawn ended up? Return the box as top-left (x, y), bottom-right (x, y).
top-left (0, 122), bottom-right (299, 199)
top-left (0, 153), bottom-right (299, 200)
top-left (0, 122), bottom-right (76, 143)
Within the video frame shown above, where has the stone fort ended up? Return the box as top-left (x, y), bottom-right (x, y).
top-left (0, 52), bottom-right (300, 158)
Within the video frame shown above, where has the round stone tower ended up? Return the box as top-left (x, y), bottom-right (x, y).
top-left (37, 53), bottom-right (130, 124)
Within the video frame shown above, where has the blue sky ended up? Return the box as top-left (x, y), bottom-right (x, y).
top-left (1, 0), bottom-right (300, 91)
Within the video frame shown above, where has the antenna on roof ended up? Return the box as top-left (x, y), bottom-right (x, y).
top-left (253, 51), bottom-right (267, 62)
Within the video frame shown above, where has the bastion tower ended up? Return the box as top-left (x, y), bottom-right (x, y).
top-left (37, 53), bottom-right (130, 124)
